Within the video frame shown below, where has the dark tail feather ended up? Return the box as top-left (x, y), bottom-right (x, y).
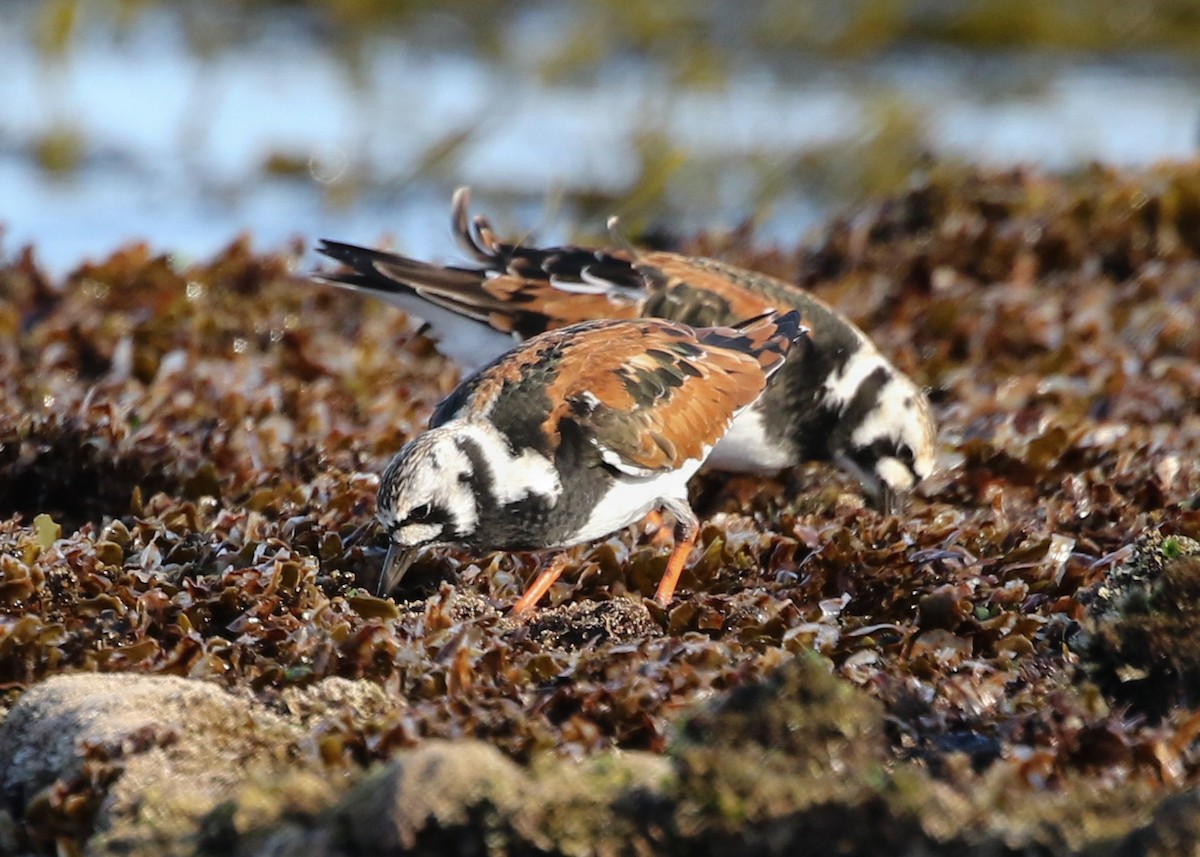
top-left (316, 239), bottom-right (405, 280)
top-left (315, 239), bottom-right (486, 296)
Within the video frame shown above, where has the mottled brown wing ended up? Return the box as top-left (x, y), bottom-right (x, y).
top-left (534, 312), bottom-right (803, 474)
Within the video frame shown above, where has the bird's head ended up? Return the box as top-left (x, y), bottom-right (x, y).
top-left (375, 427), bottom-right (479, 595)
top-left (839, 377), bottom-right (938, 514)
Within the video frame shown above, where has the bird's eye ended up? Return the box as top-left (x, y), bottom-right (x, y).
top-left (408, 503), bottom-right (433, 523)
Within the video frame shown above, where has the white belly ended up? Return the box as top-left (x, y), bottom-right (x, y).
top-left (705, 407), bottom-right (792, 473)
top-left (565, 459), bottom-right (701, 545)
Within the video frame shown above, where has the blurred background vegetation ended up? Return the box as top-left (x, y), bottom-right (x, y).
top-left (3, 0), bottom-right (1199, 270)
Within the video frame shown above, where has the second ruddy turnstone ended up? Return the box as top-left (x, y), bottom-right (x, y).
top-left (372, 310), bottom-right (805, 612)
top-left (318, 189), bottom-right (936, 512)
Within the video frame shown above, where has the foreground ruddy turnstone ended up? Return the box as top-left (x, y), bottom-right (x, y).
top-left (318, 189), bottom-right (936, 512)
top-left (371, 311), bottom-right (804, 612)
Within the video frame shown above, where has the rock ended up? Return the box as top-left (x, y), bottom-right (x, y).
top-left (0, 673), bottom-right (302, 856)
top-left (515, 750), bottom-right (673, 857)
top-left (675, 650), bottom-right (885, 768)
top-left (1080, 552), bottom-right (1200, 717)
top-left (195, 767), bottom-right (341, 857)
top-left (1081, 530), bottom-right (1200, 620)
top-left (1116, 789), bottom-right (1200, 856)
top-left (249, 823), bottom-right (341, 857)
top-left (669, 653), bottom-right (919, 854)
top-left (337, 739), bottom-right (527, 853)
top-left (333, 741), bottom-right (673, 857)
top-left (274, 676), bottom-right (399, 724)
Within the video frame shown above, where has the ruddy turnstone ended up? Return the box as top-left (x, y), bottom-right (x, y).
top-left (372, 311), bottom-right (804, 612)
top-left (318, 189), bottom-right (936, 512)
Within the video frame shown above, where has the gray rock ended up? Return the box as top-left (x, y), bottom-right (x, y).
top-left (331, 740), bottom-right (672, 857)
top-left (338, 739), bottom-right (528, 853)
top-left (0, 673), bottom-right (302, 856)
top-left (274, 676), bottom-right (399, 725)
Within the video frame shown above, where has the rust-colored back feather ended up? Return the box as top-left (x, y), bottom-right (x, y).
top-left (439, 313), bottom-right (803, 475)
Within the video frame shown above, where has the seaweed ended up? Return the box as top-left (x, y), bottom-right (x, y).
top-left (4, 162), bottom-right (1200, 853)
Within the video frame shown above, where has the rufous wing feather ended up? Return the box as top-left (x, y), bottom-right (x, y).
top-left (543, 312), bottom-right (804, 473)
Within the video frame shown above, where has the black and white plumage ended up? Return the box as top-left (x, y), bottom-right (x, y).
top-left (317, 189), bottom-right (937, 512)
top-left (373, 311), bottom-right (805, 612)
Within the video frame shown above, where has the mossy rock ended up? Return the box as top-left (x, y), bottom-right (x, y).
top-left (668, 653), bottom-right (924, 854)
top-left (1082, 554), bottom-right (1200, 717)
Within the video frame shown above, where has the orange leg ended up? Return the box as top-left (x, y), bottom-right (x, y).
top-left (510, 554), bottom-right (570, 615)
top-left (652, 498), bottom-right (699, 606)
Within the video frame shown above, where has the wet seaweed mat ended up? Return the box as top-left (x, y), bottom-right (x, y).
top-left (3, 162), bottom-right (1200, 854)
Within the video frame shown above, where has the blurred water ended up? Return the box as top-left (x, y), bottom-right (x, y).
top-left (1, 5), bottom-right (1197, 275)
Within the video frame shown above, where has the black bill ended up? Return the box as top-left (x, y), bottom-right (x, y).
top-left (378, 541), bottom-right (418, 596)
